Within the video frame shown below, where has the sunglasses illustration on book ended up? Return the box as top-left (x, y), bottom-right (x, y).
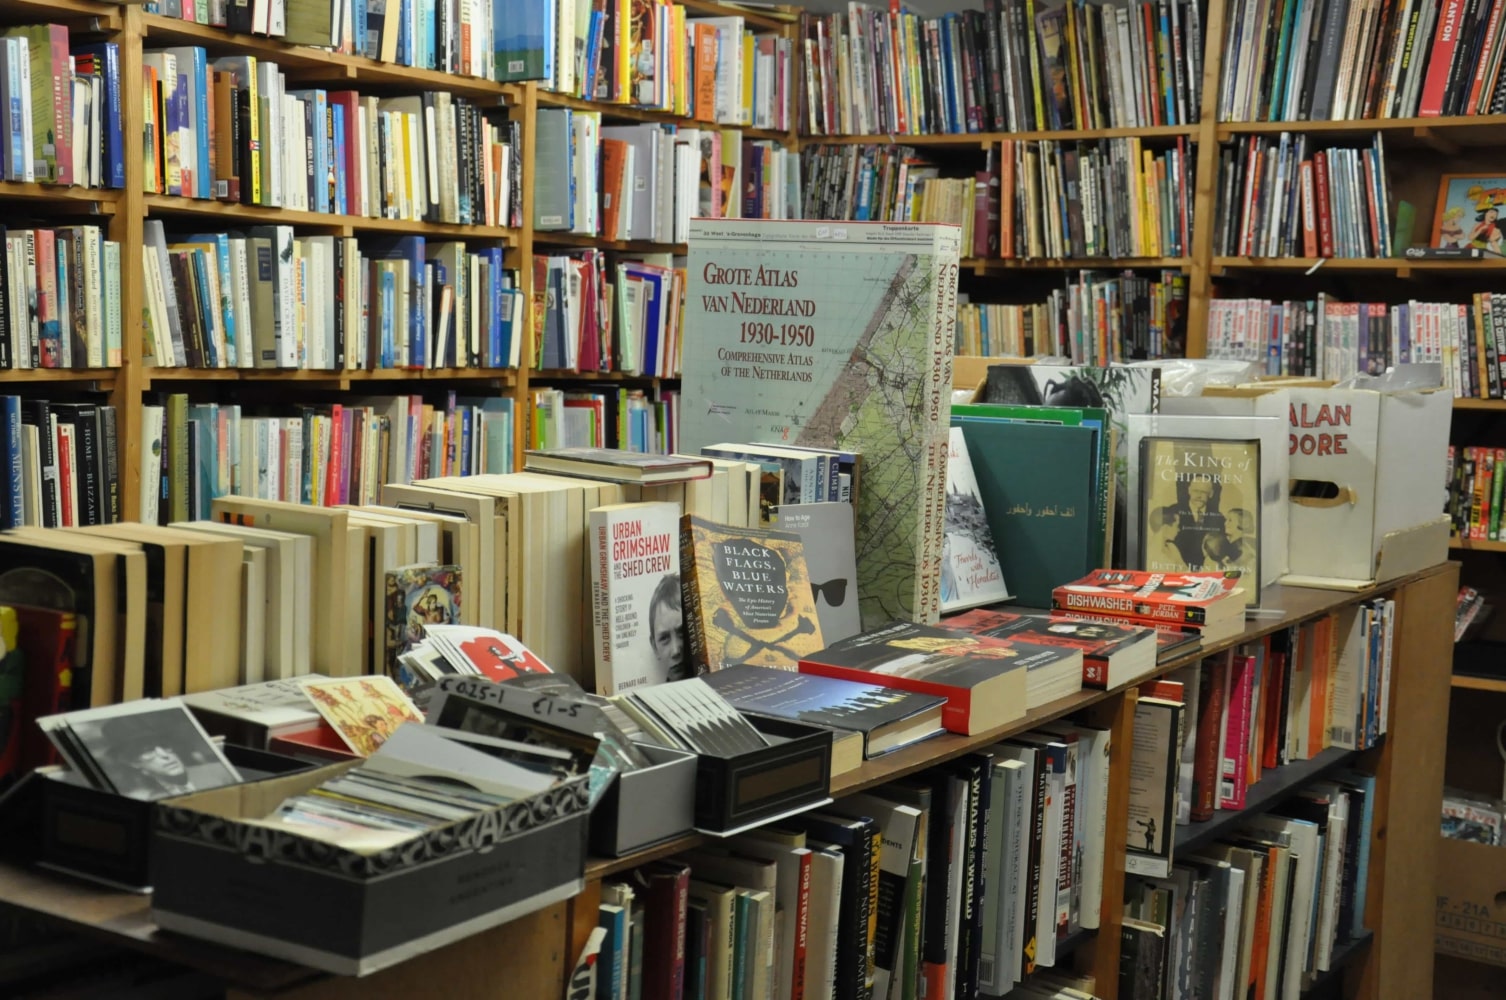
top-left (811, 578), bottom-right (848, 607)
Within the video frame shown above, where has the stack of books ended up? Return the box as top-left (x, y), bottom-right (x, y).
top-left (531, 387), bottom-right (678, 455)
top-left (1051, 570), bottom-right (1247, 646)
top-left (530, 249), bottom-right (683, 377)
top-left (0, 28), bottom-right (124, 189)
top-left (0, 224), bottom-right (122, 370)
top-left (1447, 445), bottom-right (1506, 541)
top-left (0, 396), bottom-right (121, 529)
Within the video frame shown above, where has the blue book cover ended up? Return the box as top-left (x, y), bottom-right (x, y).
top-left (1, 394), bottom-right (21, 527)
top-left (331, 101), bottom-right (347, 216)
top-left (397, 0), bottom-right (411, 66)
top-left (286, 90), bottom-right (329, 214)
top-left (367, 236), bottom-right (426, 367)
top-left (496, 0), bottom-right (554, 82)
top-left (188, 249), bottom-right (219, 368)
top-left (597, 904), bottom-right (627, 1000)
top-left (190, 233), bottom-right (236, 368)
top-left (496, 286), bottom-right (519, 369)
top-left (187, 404), bottom-right (219, 518)
top-left (379, 266), bottom-right (396, 368)
top-left (189, 49), bottom-right (209, 197)
top-left (73, 43), bottom-right (124, 189)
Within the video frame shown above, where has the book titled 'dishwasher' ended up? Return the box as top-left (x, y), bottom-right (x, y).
top-left (680, 515), bottom-right (825, 674)
top-left (679, 220), bottom-right (961, 630)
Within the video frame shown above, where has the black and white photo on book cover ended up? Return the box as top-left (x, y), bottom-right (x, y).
top-left (1138, 437), bottom-right (1261, 593)
top-left (41, 700), bottom-right (242, 801)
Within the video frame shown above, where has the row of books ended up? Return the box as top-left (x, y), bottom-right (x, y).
top-left (0, 397), bottom-right (120, 531)
top-left (145, 0), bottom-right (497, 80)
top-left (533, 251), bottom-right (683, 377)
top-left (954, 270), bottom-right (1188, 363)
top-left (1219, 0), bottom-right (1506, 122)
top-left (1213, 133), bottom-right (1395, 259)
top-left (1204, 294), bottom-right (1505, 396)
top-left (144, 223), bottom-right (523, 371)
top-left (798, 0), bottom-right (1202, 137)
top-left (530, 388), bottom-right (678, 456)
top-left (0, 28), bottom-right (123, 188)
top-left (602, 711), bottom-right (1110, 1000)
top-left (532, 4), bottom-right (793, 131)
top-left (144, 54), bottom-right (522, 227)
top-left (0, 225), bottom-right (122, 371)
top-left (534, 111), bottom-right (798, 239)
top-left (1443, 787), bottom-right (1506, 844)
top-left (1446, 445), bottom-right (1506, 542)
top-left (138, 393), bottom-right (516, 526)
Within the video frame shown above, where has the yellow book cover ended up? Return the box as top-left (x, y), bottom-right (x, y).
top-left (303, 675), bottom-right (423, 755)
top-left (741, 31), bottom-right (755, 126)
top-left (1141, 148), bottom-right (1160, 257)
top-left (1023, 0), bottom-right (1047, 130)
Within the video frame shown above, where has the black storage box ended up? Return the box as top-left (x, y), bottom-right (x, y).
top-left (149, 761), bottom-right (591, 976)
top-left (692, 717), bottom-right (833, 836)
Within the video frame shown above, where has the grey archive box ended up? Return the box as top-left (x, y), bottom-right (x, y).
top-left (149, 761), bottom-right (591, 976)
top-left (590, 742), bottom-right (697, 857)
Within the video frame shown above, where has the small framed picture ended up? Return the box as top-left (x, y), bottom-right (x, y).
top-left (1432, 174), bottom-right (1506, 252)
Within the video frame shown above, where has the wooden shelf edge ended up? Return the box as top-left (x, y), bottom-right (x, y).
top-left (1213, 256), bottom-right (1506, 273)
top-left (1216, 114), bottom-right (1506, 137)
top-left (1450, 674), bottom-right (1506, 693)
top-left (1452, 397), bottom-right (1506, 410)
top-left (0, 369), bottom-right (116, 385)
top-left (805, 123), bottom-right (1198, 145)
top-left (0, 182), bottom-right (121, 209)
top-left (534, 232), bottom-right (687, 254)
top-left (530, 370), bottom-right (673, 383)
top-left (144, 194), bottom-right (517, 241)
top-left (1448, 538), bottom-right (1506, 552)
top-left (966, 256), bottom-right (1190, 271)
top-left (535, 89), bottom-right (794, 143)
top-left (143, 367), bottom-right (518, 388)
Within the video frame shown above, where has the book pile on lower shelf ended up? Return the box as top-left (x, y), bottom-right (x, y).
top-left (1447, 445), bottom-right (1506, 543)
top-left (0, 396), bottom-right (120, 530)
top-left (137, 393), bottom-right (515, 523)
top-left (144, 225), bottom-right (523, 371)
top-left (600, 715), bottom-right (1114, 1000)
top-left (1204, 293), bottom-right (1506, 392)
top-left (142, 54), bottom-right (522, 225)
top-left (0, 27), bottom-right (124, 189)
top-left (531, 386), bottom-right (679, 454)
top-left (532, 250), bottom-right (683, 377)
top-left (0, 224), bottom-right (123, 371)
top-left (956, 271), bottom-right (1189, 362)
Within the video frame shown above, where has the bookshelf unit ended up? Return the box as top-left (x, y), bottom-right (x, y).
top-left (0, 562), bottom-right (1458, 1000)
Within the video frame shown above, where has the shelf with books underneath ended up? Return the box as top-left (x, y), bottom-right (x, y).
top-left (1215, 115), bottom-right (1506, 148)
top-left (1449, 537), bottom-right (1506, 553)
top-left (142, 195), bottom-right (521, 244)
top-left (586, 567), bottom-right (1446, 881)
top-left (1451, 674), bottom-right (1506, 692)
top-left (1210, 257), bottom-right (1506, 274)
top-left (965, 256), bottom-right (1192, 272)
top-left (0, 184), bottom-right (121, 209)
top-left (531, 369), bottom-right (678, 383)
top-left (0, 0), bottom-right (118, 26)
top-left (533, 232), bottom-right (688, 255)
top-left (0, 369), bottom-right (115, 385)
top-left (142, 367), bottom-right (519, 389)
top-left (136, 14), bottom-right (515, 101)
top-left (1173, 745), bottom-right (1368, 857)
top-left (535, 90), bottom-right (794, 145)
top-left (679, 0), bottom-right (794, 32)
top-left (1454, 398), bottom-right (1506, 410)
top-left (807, 124), bottom-right (1201, 146)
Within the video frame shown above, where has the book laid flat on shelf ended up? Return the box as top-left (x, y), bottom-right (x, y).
top-left (180, 676), bottom-right (326, 748)
top-left (590, 501), bottom-right (686, 694)
top-left (770, 501), bottom-right (862, 645)
top-left (941, 426), bottom-right (1010, 613)
top-left (1139, 437), bottom-right (1262, 597)
top-left (945, 607), bottom-right (1159, 690)
top-left (702, 663), bottom-right (945, 758)
top-left (525, 448), bottom-right (713, 484)
top-left (798, 622), bottom-right (1048, 735)
top-left (680, 515), bottom-right (826, 674)
top-left (1052, 570), bottom-right (1246, 644)
top-left (679, 220), bottom-right (961, 631)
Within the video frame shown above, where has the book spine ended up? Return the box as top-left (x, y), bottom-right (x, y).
top-left (1219, 654), bottom-right (1254, 809)
top-left (1191, 654), bottom-right (1227, 822)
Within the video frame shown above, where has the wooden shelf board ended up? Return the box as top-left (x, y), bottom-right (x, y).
top-left (1453, 397), bottom-right (1506, 410)
top-left (535, 89), bottom-right (794, 142)
top-left (1173, 745), bottom-right (1365, 856)
top-left (530, 369), bottom-right (670, 383)
top-left (0, 0), bottom-right (120, 26)
top-left (0, 369), bottom-right (115, 385)
top-left (534, 232), bottom-right (687, 254)
top-left (1450, 674), bottom-right (1506, 693)
top-left (0, 182), bottom-right (120, 211)
top-left (678, 0), bottom-right (796, 30)
top-left (587, 564), bottom-right (1452, 881)
top-left (1216, 114), bottom-right (1506, 147)
top-left (1212, 256), bottom-right (1506, 274)
top-left (966, 256), bottom-right (1190, 272)
top-left (1449, 538), bottom-right (1506, 553)
top-left (144, 194), bottom-right (517, 242)
top-left (139, 15), bottom-right (510, 100)
top-left (805, 123), bottom-right (1198, 145)
top-left (144, 367), bottom-right (517, 388)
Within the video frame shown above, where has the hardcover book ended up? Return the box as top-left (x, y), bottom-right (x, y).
top-left (1139, 437), bottom-right (1261, 600)
top-left (590, 501), bottom-right (686, 694)
top-left (941, 427), bottom-right (1010, 613)
top-left (495, 0), bottom-right (553, 82)
top-left (527, 448), bottom-right (713, 484)
top-left (798, 621), bottom-right (1046, 735)
top-left (946, 607), bottom-right (1158, 689)
top-left (679, 220), bottom-right (961, 629)
top-left (1051, 571), bottom-right (1245, 628)
top-left (770, 501), bottom-right (862, 644)
top-left (680, 515), bottom-right (826, 673)
top-left (702, 662), bottom-right (945, 757)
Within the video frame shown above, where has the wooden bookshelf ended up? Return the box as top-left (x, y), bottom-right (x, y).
top-left (1449, 538), bottom-right (1506, 553)
top-left (806, 123), bottom-right (1199, 146)
top-left (1216, 114), bottom-right (1506, 148)
top-left (1453, 398), bottom-right (1506, 410)
top-left (1450, 674), bottom-right (1506, 693)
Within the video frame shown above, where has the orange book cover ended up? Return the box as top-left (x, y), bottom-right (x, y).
top-left (1000, 140), bottom-right (1016, 257)
top-left (693, 23), bottom-right (718, 122)
top-left (600, 138), bottom-right (628, 241)
top-left (1309, 614), bottom-right (1334, 753)
top-left (1246, 845), bottom-right (1278, 1000)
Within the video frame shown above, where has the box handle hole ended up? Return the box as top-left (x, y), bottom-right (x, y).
top-left (1289, 479), bottom-right (1355, 508)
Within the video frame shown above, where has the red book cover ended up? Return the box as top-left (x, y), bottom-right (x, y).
top-left (48, 25), bottom-right (73, 187)
top-left (1419, 0), bottom-right (1467, 115)
top-left (56, 424), bottom-right (74, 526)
top-left (792, 848), bottom-right (811, 1000)
top-left (1191, 651), bottom-right (1229, 822)
top-left (639, 859), bottom-right (690, 1000)
top-left (946, 607), bottom-right (1157, 689)
top-left (1050, 570), bottom-right (1243, 626)
top-left (1313, 150), bottom-right (1334, 258)
top-left (324, 404), bottom-right (344, 506)
top-left (1219, 653), bottom-right (1256, 810)
top-left (14, 606), bottom-right (77, 772)
top-left (1261, 647), bottom-right (1288, 771)
top-left (329, 92), bottom-right (362, 214)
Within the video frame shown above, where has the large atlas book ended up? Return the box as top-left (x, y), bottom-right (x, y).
top-left (679, 220), bottom-right (962, 630)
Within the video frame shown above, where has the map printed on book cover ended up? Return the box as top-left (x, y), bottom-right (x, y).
top-left (680, 515), bottom-right (826, 673)
top-left (680, 220), bottom-right (961, 630)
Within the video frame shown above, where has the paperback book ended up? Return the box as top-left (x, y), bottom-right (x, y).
top-left (941, 426), bottom-right (1010, 612)
top-left (770, 501), bottom-right (862, 644)
top-left (1139, 437), bottom-right (1261, 596)
top-left (590, 501), bottom-right (686, 694)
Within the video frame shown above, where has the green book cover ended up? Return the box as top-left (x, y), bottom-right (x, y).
top-left (954, 420), bottom-right (1099, 609)
top-left (1492, 449), bottom-right (1506, 540)
top-left (680, 220), bottom-right (961, 629)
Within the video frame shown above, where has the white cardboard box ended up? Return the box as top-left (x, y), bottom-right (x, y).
top-left (1170, 383), bottom-right (1451, 586)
